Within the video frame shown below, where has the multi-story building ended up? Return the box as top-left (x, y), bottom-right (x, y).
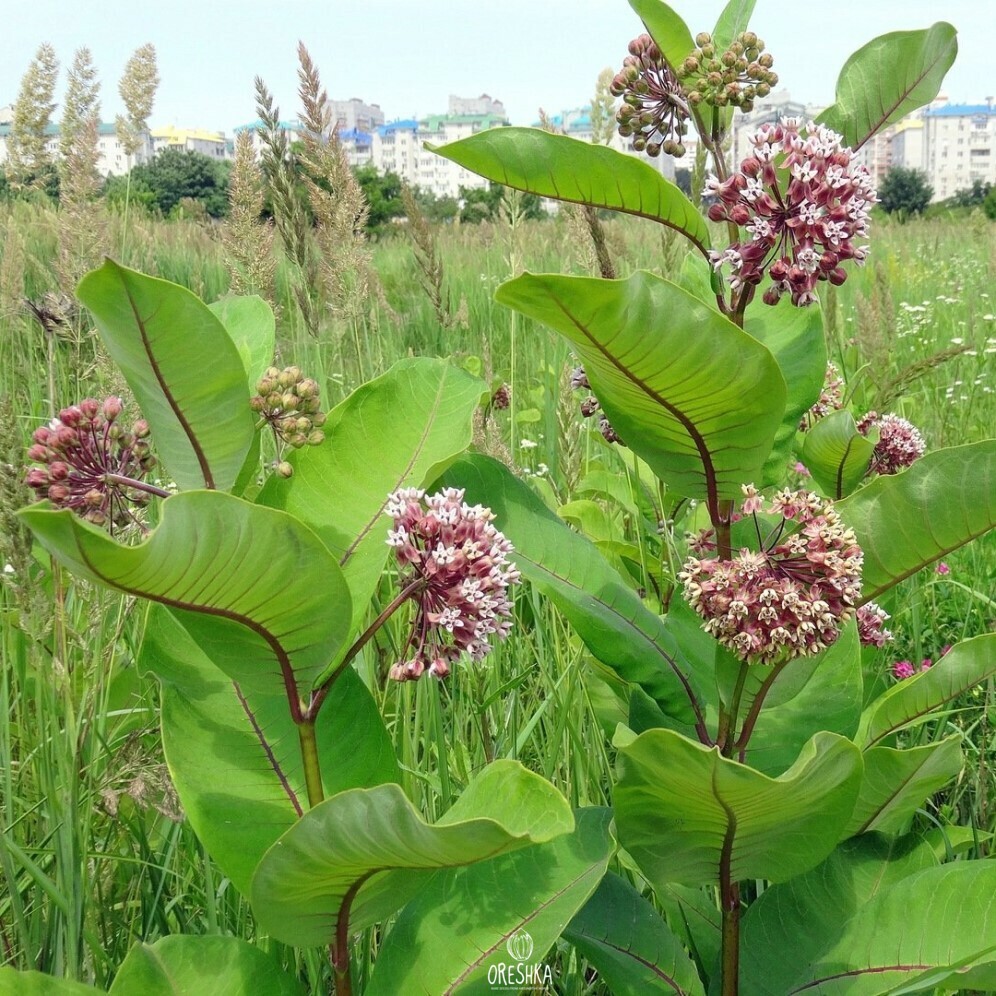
top-left (338, 127), bottom-right (374, 167)
top-left (151, 125), bottom-right (229, 160)
top-left (0, 120), bottom-right (151, 176)
top-left (330, 98), bottom-right (384, 134)
top-left (889, 117), bottom-right (924, 177)
top-left (231, 118), bottom-right (306, 157)
top-left (448, 94), bottom-right (505, 118)
top-left (920, 101), bottom-right (996, 201)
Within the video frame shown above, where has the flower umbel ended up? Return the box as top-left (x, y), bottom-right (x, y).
top-left (676, 30), bottom-right (778, 112)
top-left (250, 365), bottom-right (326, 476)
top-left (679, 485), bottom-right (863, 665)
top-left (856, 411), bottom-right (926, 475)
top-left (707, 119), bottom-right (876, 307)
top-left (26, 397), bottom-right (157, 530)
top-left (385, 487), bottom-right (520, 681)
top-left (800, 362), bottom-right (845, 429)
top-left (856, 601), bottom-right (893, 647)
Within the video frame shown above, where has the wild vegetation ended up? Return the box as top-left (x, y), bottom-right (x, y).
top-left (0, 4), bottom-right (995, 996)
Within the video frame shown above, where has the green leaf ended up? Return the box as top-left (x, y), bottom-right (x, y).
top-left (108, 936), bottom-right (304, 995)
top-left (19, 491), bottom-right (351, 701)
top-left (817, 23), bottom-right (958, 150)
top-left (656, 884), bottom-right (721, 985)
top-left (259, 357), bottom-right (485, 635)
top-left (712, 0), bottom-right (757, 53)
top-left (431, 128), bottom-right (711, 254)
top-left (739, 833), bottom-right (938, 994)
top-left (440, 454), bottom-right (710, 740)
top-left (802, 411), bottom-right (875, 499)
top-left (0, 970), bottom-right (99, 995)
top-left (613, 729), bottom-right (863, 888)
top-left (367, 808), bottom-right (615, 996)
top-left (844, 735), bottom-right (963, 837)
top-left (563, 871), bottom-right (706, 996)
top-left (140, 605), bottom-right (398, 896)
top-left (208, 295), bottom-right (276, 389)
top-left (628, 0), bottom-right (694, 71)
top-left (856, 635), bottom-right (996, 748)
top-left (75, 260), bottom-right (256, 492)
top-left (250, 760), bottom-right (574, 948)
top-left (759, 862), bottom-right (996, 994)
top-left (495, 272), bottom-right (786, 502)
top-left (837, 441), bottom-right (996, 602)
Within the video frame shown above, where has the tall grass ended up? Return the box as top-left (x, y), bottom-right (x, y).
top-left (0, 198), bottom-right (993, 989)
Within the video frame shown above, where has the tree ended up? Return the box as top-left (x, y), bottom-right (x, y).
top-left (354, 164), bottom-right (405, 233)
top-left (984, 186), bottom-right (996, 221)
top-left (949, 179), bottom-right (992, 208)
top-left (458, 182), bottom-right (545, 224)
top-left (878, 166), bottom-right (932, 220)
top-left (126, 149), bottom-right (229, 218)
top-left (6, 43), bottom-right (59, 192)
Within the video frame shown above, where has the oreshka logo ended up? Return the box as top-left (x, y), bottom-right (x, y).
top-left (487, 929), bottom-right (553, 991)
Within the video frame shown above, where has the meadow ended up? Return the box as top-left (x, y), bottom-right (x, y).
top-left (1, 194), bottom-right (994, 992)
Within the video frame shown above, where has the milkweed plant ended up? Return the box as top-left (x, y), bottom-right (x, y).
top-left (9, 1), bottom-right (996, 994)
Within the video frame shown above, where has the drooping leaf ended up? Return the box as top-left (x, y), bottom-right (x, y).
top-left (259, 357), bottom-right (485, 634)
top-left (208, 295), bottom-right (276, 389)
top-left (140, 605), bottom-right (398, 896)
top-left (818, 23), bottom-right (958, 150)
top-left (656, 884), bottom-right (721, 986)
top-left (0, 971), bottom-right (99, 995)
top-left (108, 935), bottom-right (304, 996)
top-left (431, 128), bottom-right (711, 254)
top-left (856, 635), bottom-right (996, 748)
top-left (613, 728), bottom-right (862, 889)
top-left (75, 260), bottom-right (256, 492)
top-left (753, 862), bottom-right (996, 994)
top-left (739, 833), bottom-right (938, 994)
top-left (496, 272), bottom-right (786, 502)
top-left (837, 441), bottom-right (996, 602)
top-left (564, 870), bottom-right (706, 996)
top-left (712, 0), bottom-right (757, 53)
top-left (18, 491), bottom-right (351, 701)
top-left (439, 454), bottom-right (710, 740)
top-left (367, 809), bottom-right (615, 996)
top-left (628, 0), bottom-right (694, 71)
top-left (250, 761), bottom-right (574, 948)
top-left (802, 410), bottom-right (875, 499)
top-left (844, 735), bottom-right (963, 838)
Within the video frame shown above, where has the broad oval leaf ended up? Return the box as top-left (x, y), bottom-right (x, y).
top-left (817, 23), bottom-right (958, 150)
top-left (0, 971), bottom-right (99, 995)
top-left (250, 760), bottom-right (574, 948)
top-left (76, 260), bottom-right (256, 492)
top-left (802, 410), bottom-right (875, 499)
top-left (711, 0), bottom-right (757, 53)
top-left (628, 0), bottom-right (694, 72)
top-left (739, 833), bottom-right (938, 995)
top-left (18, 491), bottom-right (351, 702)
top-left (140, 605), bottom-right (398, 896)
top-left (837, 440), bottom-right (996, 602)
top-left (367, 808), bottom-right (615, 996)
top-left (563, 870), bottom-right (706, 996)
top-left (844, 735), bottom-right (963, 838)
top-left (440, 454), bottom-right (711, 740)
top-left (613, 728), bottom-right (862, 888)
top-left (856, 635), bottom-right (996, 748)
top-left (431, 128), bottom-right (711, 254)
top-left (208, 294), bottom-right (276, 389)
top-left (496, 271), bottom-right (787, 502)
top-left (260, 357), bottom-right (485, 636)
top-left (108, 935), bottom-right (304, 996)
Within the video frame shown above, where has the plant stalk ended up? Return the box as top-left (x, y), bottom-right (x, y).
top-left (298, 719), bottom-right (324, 809)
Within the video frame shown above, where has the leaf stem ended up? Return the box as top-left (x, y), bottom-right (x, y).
top-left (717, 662), bottom-right (749, 755)
top-left (298, 719), bottom-right (324, 809)
top-left (103, 473), bottom-right (171, 498)
top-left (733, 658), bottom-right (790, 758)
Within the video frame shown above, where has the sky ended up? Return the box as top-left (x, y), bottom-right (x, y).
top-left (1, 0), bottom-right (991, 134)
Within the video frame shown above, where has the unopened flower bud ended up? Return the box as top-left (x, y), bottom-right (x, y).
top-left (275, 461), bottom-right (294, 478)
top-left (102, 397), bottom-right (123, 421)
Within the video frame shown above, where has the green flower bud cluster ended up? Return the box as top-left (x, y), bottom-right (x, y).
top-left (610, 33), bottom-right (689, 158)
top-left (676, 30), bottom-right (777, 112)
top-left (251, 366), bottom-right (327, 476)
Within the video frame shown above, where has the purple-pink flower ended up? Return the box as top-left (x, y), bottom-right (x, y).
top-left (892, 660), bottom-right (915, 680)
top-left (856, 602), bottom-right (893, 647)
top-left (707, 119), bottom-right (876, 307)
top-left (800, 362), bottom-right (845, 429)
top-left (679, 485), bottom-right (863, 665)
top-left (25, 398), bottom-right (156, 530)
top-left (936, 561), bottom-right (950, 576)
top-left (856, 411), bottom-right (926, 475)
top-left (385, 487), bottom-right (520, 681)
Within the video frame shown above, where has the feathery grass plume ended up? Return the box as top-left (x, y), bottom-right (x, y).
top-left (5, 44), bottom-right (59, 192)
top-left (295, 42), bottom-right (377, 326)
top-left (589, 68), bottom-right (618, 146)
top-left (254, 75), bottom-right (324, 336)
top-left (401, 181), bottom-right (452, 329)
top-left (223, 129), bottom-right (276, 299)
top-left (115, 44), bottom-right (159, 164)
top-left (57, 48), bottom-right (107, 291)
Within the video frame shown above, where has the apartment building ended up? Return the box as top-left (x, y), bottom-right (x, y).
top-left (151, 125), bottom-right (229, 161)
top-left (0, 120), bottom-right (151, 176)
top-left (920, 101), bottom-right (996, 201)
top-left (330, 98), bottom-right (384, 134)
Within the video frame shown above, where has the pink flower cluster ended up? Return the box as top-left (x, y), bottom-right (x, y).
top-left (892, 645), bottom-right (951, 680)
top-left (680, 485), bottom-right (863, 665)
top-left (25, 397), bottom-right (156, 529)
top-left (800, 362), bottom-right (845, 429)
top-left (856, 411), bottom-right (926, 475)
top-left (856, 602), bottom-right (892, 647)
top-left (386, 487), bottom-right (520, 681)
top-left (707, 119), bottom-right (876, 306)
